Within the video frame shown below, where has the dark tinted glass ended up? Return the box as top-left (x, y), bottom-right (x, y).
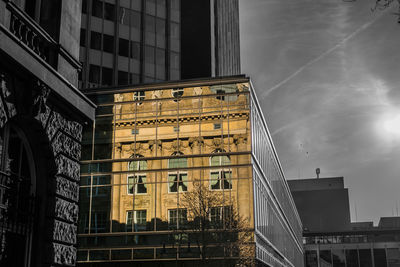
top-left (92, 0), bottom-right (103, 18)
top-left (332, 249), bottom-right (345, 267)
top-left (146, 0), bottom-right (156, 15)
top-left (345, 249), bottom-right (359, 267)
top-left (102, 67), bottom-right (113, 86)
top-left (130, 10), bottom-right (141, 28)
top-left (104, 3), bottom-right (115, 21)
top-left (319, 250), bottom-right (332, 265)
top-left (145, 46), bottom-right (155, 63)
top-left (156, 0), bottom-right (166, 18)
top-left (374, 249), bottom-right (387, 267)
top-left (119, 38), bottom-right (129, 57)
top-left (90, 31), bottom-right (101, 50)
top-left (82, 0), bottom-right (87, 14)
top-left (359, 249), bottom-right (373, 267)
top-left (103, 34), bottom-right (114, 53)
top-left (305, 250), bottom-right (318, 267)
top-left (130, 42), bottom-right (140, 59)
top-left (118, 71), bottom-right (129, 85)
top-left (89, 64), bottom-right (100, 84)
top-left (80, 28), bottom-right (86, 46)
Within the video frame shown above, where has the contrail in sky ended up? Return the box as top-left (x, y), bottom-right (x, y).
top-left (262, 9), bottom-right (387, 99)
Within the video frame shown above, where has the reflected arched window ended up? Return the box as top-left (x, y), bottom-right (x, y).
top-left (168, 152), bottom-right (188, 192)
top-left (210, 149), bottom-right (232, 190)
top-left (127, 155), bottom-right (147, 194)
top-left (210, 84), bottom-right (238, 101)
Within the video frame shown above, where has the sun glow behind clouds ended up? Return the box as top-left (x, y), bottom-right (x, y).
top-left (377, 110), bottom-right (400, 143)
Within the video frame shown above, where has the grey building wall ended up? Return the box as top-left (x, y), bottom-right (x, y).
top-left (288, 177), bottom-right (352, 232)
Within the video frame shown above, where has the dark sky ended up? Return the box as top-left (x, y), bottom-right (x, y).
top-left (240, 0), bottom-right (400, 224)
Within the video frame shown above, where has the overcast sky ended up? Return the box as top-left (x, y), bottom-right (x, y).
top-left (240, 0), bottom-right (400, 224)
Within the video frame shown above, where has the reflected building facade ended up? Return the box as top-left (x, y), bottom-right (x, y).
top-left (79, 0), bottom-right (181, 88)
top-left (77, 75), bottom-right (303, 266)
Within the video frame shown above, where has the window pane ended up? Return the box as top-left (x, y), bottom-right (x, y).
top-left (103, 34), bottom-right (114, 53)
top-left (305, 251), bottom-right (318, 267)
top-left (319, 250), bottom-right (332, 266)
top-left (130, 10), bottom-right (141, 28)
top-left (374, 249), bottom-right (387, 267)
top-left (130, 41), bottom-right (140, 59)
top-left (119, 38), bottom-right (129, 57)
top-left (118, 71), bottom-right (129, 85)
top-left (332, 249), bottom-right (345, 267)
top-left (80, 28), bottom-right (86, 47)
top-left (104, 3), bottom-right (115, 21)
top-left (146, 0), bottom-right (156, 15)
top-left (156, 0), bottom-right (166, 18)
top-left (359, 249), bottom-right (373, 267)
top-left (90, 31), bottom-right (102, 50)
top-left (119, 7), bottom-right (129, 25)
top-left (89, 64), bottom-right (100, 84)
top-left (345, 249), bottom-right (359, 267)
top-left (101, 67), bottom-right (113, 86)
top-left (92, 0), bottom-right (103, 18)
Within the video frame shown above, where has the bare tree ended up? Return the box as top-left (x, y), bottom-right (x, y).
top-left (180, 180), bottom-right (255, 267)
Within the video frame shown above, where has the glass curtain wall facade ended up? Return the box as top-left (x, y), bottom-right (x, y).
top-left (79, 0), bottom-right (180, 89)
top-left (77, 76), bottom-right (303, 266)
top-left (304, 231), bottom-right (400, 267)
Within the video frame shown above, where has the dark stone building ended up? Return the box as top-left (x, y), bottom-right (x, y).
top-left (288, 177), bottom-right (351, 232)
top-left (0, 0), bottom-right (95, 266)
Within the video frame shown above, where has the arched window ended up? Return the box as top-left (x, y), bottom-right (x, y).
top-left (127, 155), bottom-right (147, 194)
top-left (209, 84), bottom-right (238, 101)
top-left (210, 150), bottom-right (232, 190)
top-left (171, 88), bottom-right (184, 101)
top-left (168, 152), bottom-right (188, 192)
top-left (133, 91), bottom-right (145, 104)
top-left (0, 124), bottom-right (36, 266)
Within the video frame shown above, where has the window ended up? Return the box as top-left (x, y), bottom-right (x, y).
top-left (210, 206), bottom-right (232, 228)
top-left (127, 156), bottom-right (147, 194)
top-left (118, 71), bottom-right (129, 85)
top-left (80, 28), bottom-right (86, 47)
top-left (92, 0), bottom-right (103, 18)
top-left (214, 123), bottom-right (221, 130)
top-left (210, 84), bottom-right (238, 101)
top-left (91, 211), bottom-right (108, 233)
top-left (89, 64), bottom-right (100, 84)
top-left (126, 210), bottom-right (147, 232)
top-left (133, 91), bottom-right (145, 104)
top-left (210, 150), bottom-right (232, 190)
top-left (168, 209), bottom-right (187, 229)
top-left (90, 31), bottom-right (101, 50)
top-left (104, 3), bottom-right (115, 21)
top-left (171, 88), bottom-right (183, 99)
top-left (168, 152), bottom-right (187, 192)
top-left (119, 38), bottom-right (129, 57)
top-left (103, 34), bottom-right (114, 53)
top-left (130, 41), bottom-right (140, 59)
top-left (101, 67), bottom-right (113, 86)
top-left (131, 129), bottom-right (139, 135)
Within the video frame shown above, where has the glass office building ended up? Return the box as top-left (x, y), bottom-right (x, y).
top-left (77, 75), bottom-right (303, 266)
top-left (304, 230), bottom-right (400, 267)
top-left (79, 0), bottom-right (180, 88)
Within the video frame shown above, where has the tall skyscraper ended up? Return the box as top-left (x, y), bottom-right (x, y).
top-left (78, 0), bottom-right (241, 89)
top-left (181, 0), bottom-right (241, 79)
top-left (79, 0), bottom-right (181, 89)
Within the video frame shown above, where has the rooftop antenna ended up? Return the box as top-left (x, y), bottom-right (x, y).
top-left (316, 168), bottom-right (320, 179)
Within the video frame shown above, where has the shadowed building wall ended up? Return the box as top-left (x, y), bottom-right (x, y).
top-left (288, 177), bottom-right (351, 232)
